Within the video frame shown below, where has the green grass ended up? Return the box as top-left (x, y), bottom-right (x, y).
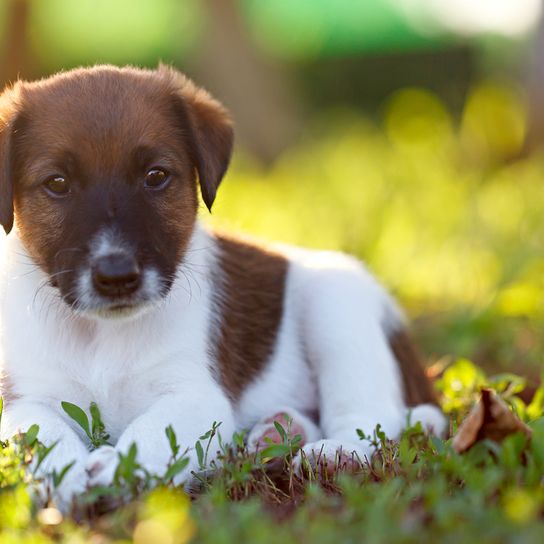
top-left (1, 82), bottom-right (544, 542)
top-left (2, 361), bottom-right (544, 543)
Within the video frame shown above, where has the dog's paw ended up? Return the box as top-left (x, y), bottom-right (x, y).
top-left (247, 412), bottom-right (307, 451)
top-left (86, 446), bottom-right (119, 488)
top-left (55, 463), bottom-right (89, 510)
top-left (31, 461), bottom-right (88, 513)
top-left (293, 439), bottom-right (369, 477)
top-left (247, 409), bottom-right (321, 452)
top-left (408, 404), bottom-right (448, 437)
top-left (27, 445), bottom-right (89, 512)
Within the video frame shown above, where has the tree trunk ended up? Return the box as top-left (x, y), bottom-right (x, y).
top-left (187, 0), bottom-right (301, 164)
top-left (0, 0), bottom-right (30, 88)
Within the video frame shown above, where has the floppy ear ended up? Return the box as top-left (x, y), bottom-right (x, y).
top-left (163, 66), bottom-right (234, 211)
top-left (0, 87), bottom-right (18, 234)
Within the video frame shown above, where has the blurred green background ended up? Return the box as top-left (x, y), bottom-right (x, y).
top-left (1, 0), bottom-right (543, 377)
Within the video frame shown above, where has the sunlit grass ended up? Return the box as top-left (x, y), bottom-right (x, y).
top-left (3, 359), bottom-right (544, 542)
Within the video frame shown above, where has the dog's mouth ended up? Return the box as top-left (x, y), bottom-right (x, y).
top-left (109, 303), bottom-right (133, 311)
top-left (70, 291), bottom-right (162, 321)
top-left (91, 301), bottom-right (153, 320)
top-left (55, 263), bottom-right (167, 320)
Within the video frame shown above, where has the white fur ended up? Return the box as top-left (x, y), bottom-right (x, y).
top-left (0, 221), bottom-right (446, 508)
top-left (0, 224), bottom-right (234, 505)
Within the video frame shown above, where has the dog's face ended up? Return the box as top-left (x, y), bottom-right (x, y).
top-left (0, 66), bottom-right (233, 318)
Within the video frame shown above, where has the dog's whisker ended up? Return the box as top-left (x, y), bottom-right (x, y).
top-left (11, 267), bottom-right (41, 279)
top-left (179, 266), bottom-right (203, 300)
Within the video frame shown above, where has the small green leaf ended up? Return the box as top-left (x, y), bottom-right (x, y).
top-left (374, 424), bottom-right (387, 445)
top-left (199, 421), bottom-right (221, 441)
top-left (399, 437), bottom-right (417, 465)
top-left (115, 443), bottom-right (138, 483)
top-left (429, 435), bottom-right (446, 455)
top-left (61, 401), bottom-right (92, 440)
top-left (165, 425), bottom-right (180, 457)
top-left (259, 444), bottom-right (291, 459)
top-left (24, 424), bottom-right (40, 446)
top-left (273, 421), bottom-right (288, 442)
top-left (291, 434), bottom-right (303, 448)
top-left (87, 402), bottom-right (111, 448)
top-left (195, 440), bottom-right (204, 468)
top-left (164, 457), bottom-right (189, 481)
top-left (53, 460), bottom-right (75, 488)
top-left (528, 385), bottom-right (544, 420)
top-left (488, 373), bottom-right (527, 397)
top-left (34, 441), bottom-right (57, 472)
top-left (89, 402), bottom-right (104, 435)
top-left (356, 429), bottom-right (369, 441)
top-left (233, 431), bottom-right (246, 449)
top-left (125, 443), bottom-right (138, 467)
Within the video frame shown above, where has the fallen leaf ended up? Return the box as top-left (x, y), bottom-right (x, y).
top-left (452, 388), bottom-right (532, 453)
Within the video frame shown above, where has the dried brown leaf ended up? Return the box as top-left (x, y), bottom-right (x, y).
top-left (452, 388), bottom-right (532, 453)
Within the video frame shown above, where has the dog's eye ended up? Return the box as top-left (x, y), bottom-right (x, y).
top-left (43, 176), bottom-right (70, 197)
top-left (144, 168), bottom-right (170, 190)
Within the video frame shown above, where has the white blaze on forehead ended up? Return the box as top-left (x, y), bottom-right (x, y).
top-left (90, 229), bottom-right (133, 259)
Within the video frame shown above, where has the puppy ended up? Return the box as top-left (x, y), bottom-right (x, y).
top-left (0, 65), bottom-right (445, 506)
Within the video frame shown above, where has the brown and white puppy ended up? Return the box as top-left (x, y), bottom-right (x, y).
top-left (0, 65), bottom-right (445, 507)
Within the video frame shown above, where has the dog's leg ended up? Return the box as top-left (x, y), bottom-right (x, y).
top-left (86, 388), bottom-right (235, 488)
top-left (1, 400), bottom-right (89, 509)
top-left (246, 407), bottom-right (321, 452)
top-left (292, 259), bottom-right (422, 473)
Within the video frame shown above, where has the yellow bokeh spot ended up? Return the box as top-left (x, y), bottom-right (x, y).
top-left (461, 82), bottom-right (526, 162)
top-left (384, 88), bottom-right (453, 151)
top-left (502, 488), bottom-right (539, 523)
top-left (135, 488), bottom-right (196, 544)
top-left (134, 519), bottom-right (175, 544)
top-left (497, 282), bottom-right (542, 317)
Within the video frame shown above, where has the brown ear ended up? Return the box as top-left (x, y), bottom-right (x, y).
top-left (163, 66), bottom-right (234, 211)
top-left (0, 88), bottom-right (17, 234)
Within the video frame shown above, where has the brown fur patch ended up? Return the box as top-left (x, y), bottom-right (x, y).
top-left (211, 234), bottom-right (288, 402)
top-left (166, 67), bottom-right (234, 210)
top-left (388, 328), bottom-right (438, 406)
top-left (10, 67), bottom-right (201, 271)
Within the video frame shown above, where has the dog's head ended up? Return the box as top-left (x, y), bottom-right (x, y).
top-left (0, 65), bottom-right (233, 318)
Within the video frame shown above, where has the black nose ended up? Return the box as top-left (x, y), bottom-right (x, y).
top-left (92, 254), bottom-right (141, 297)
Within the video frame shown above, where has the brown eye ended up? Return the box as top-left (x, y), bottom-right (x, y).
top-left (144, 168), bottom-right (170, 190)
top-left (43, 175), bottom-right (70, 197)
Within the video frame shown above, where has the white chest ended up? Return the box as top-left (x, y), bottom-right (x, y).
top-left (0, 234), bottom-right (216, 441)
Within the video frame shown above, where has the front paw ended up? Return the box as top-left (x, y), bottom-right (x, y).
top-left (247, 409), bottom-right (321, 452)
top-left (85, 445), bottom-right (198, 489)
top-left (247, 412), bottom-right (309, 452)
top-left (33, 461), bottom-right (88, 513)
top-left (86, 445), bottom-right (119, 487)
